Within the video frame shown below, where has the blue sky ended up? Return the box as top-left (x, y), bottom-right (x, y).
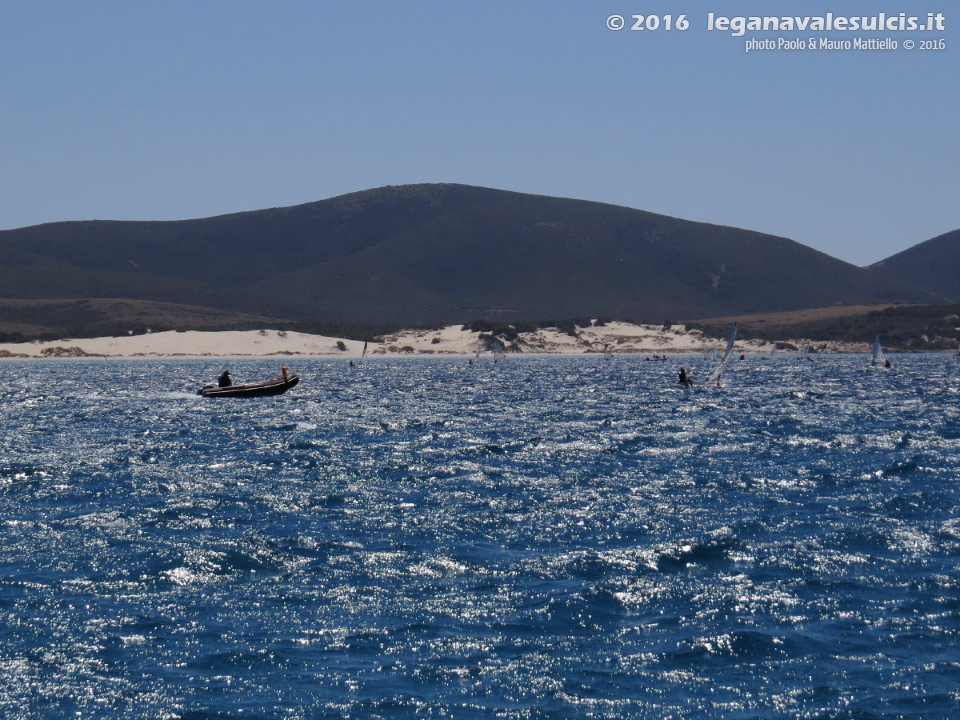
top-left (1, 1), bottom-right (955, 265)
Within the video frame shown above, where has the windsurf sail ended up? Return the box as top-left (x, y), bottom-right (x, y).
top-left (706, 325), bottom-right (737, 386)
top-left (871, 335), bottom-right (887, 365)
top-left (361, 341), bottom-right (368, 359)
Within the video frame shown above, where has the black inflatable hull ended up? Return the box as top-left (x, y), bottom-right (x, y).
top-left (198, 375), bottom-right (299, 398)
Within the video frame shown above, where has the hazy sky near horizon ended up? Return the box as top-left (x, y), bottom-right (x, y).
top-left (1, 1), bottom-right (956, 265)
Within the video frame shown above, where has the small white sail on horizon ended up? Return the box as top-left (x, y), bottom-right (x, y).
top-left (871, 335), bottom-right (887, 366)
top-left (706, 325), bottom-right (737, 387)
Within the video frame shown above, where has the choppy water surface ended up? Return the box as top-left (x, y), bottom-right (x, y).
top-left (1, 355), bottom-right (958, 718)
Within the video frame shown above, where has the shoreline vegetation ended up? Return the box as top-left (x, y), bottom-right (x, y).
top-left (0, 322), bottom-right (889, 360)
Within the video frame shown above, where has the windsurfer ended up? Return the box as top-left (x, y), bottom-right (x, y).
top-left (678, 367), bottom-right (693, 387)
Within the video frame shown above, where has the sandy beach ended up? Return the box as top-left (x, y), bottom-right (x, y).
top-left (0, 322), bottom-right (865, 359)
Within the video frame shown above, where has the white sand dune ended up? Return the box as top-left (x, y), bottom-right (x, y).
top-left (0, 322), bottom-right (863, 359)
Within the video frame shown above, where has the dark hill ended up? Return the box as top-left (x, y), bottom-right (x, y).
top-left (868, 229), bottom-right (960, 302)
top-left (691, 303), bottom-right (960, 351)
top-left (0, 298), bottom-right (288, 342)
top-left (0, 184), bottom-right (940, 336)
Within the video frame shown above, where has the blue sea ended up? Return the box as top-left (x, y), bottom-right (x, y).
top-left (1, 355), bottom-right (958, 719)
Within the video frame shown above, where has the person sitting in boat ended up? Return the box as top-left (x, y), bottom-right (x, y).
top-left (678, 367), bottom-right (693, 387)
top-left (218, 370), bottom-right (232, 387)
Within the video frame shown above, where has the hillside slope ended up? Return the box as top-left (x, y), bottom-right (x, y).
top-left (869, 229), bottom-right (960, 302)
top-left (0, 184), bottom-right (939, 333)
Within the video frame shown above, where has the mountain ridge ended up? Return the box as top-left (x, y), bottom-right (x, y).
top-left (0, 183), bottom-right (952, 339)
top-left (868, 229), bottom-right (960, 303)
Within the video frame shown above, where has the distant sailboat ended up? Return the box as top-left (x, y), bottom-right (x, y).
top-left (350, 340), bottom-right (368, 368)
top-left (871, 335), bottom-right (889, 367)
top-left (706, 325), bottom-right (737, 387)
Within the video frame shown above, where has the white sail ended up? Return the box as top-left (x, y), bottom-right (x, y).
top-left (706, 325), bottom-right (737, 386)
top-left (871, 335), bottom-right (886, 365)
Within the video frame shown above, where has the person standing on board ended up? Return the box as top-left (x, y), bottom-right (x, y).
top-left (678, 367), bottom-right (693, 387)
